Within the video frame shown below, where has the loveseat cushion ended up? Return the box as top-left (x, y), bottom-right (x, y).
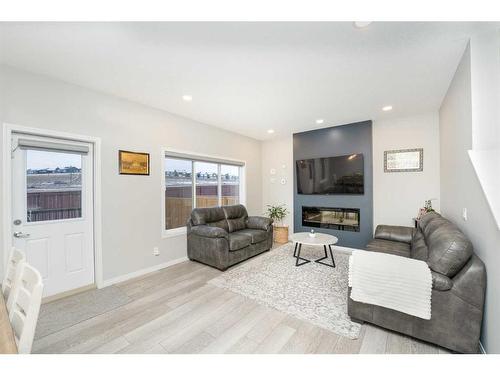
top-left (228, 217), bottom-right (246, 232)
top-left (374, 225), bottom-right (415, 244)
top-left (191, 225), bottom-right (228, 239)
top-left (223, 205), bottom-right (248, 232)
top-left (228, 232), bottom-right (252, 251)
top-left (410, 228), bottom-right (428, 261)
top-left (246, 216), bottom-right (273, 231)
top-left (366, 239), bottom-right (411, 258)
top-left (237, 228), bottom-right (268, 244)
top-left (420, 213), bottom-right (473, 278)
top-left (191, 207), bottom-right (228, 231)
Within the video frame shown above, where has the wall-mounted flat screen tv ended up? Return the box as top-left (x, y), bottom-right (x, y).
top-left (296, 153), bottom-right (364, 195)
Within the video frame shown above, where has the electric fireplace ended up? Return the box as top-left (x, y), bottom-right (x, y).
top-left (302, 206), bottom-right (360, 232)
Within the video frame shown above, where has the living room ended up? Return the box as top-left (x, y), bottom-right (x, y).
top-left (1, 1), bottom-right (500, 372)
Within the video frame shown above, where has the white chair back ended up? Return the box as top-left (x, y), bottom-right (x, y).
top-left (2, 247), bottom-right (26, 304)
top-left (8, 262), bottom-right (43, 354)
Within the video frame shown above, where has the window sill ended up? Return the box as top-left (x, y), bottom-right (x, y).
top-left (162, 226), bottom-right (187, 239)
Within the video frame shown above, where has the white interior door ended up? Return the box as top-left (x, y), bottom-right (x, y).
top-left (11, 134), bottom-right (95, 297)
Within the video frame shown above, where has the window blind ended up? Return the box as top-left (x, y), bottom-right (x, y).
top-left (164, 151), bottom-right (244, 167)
top-left (17, 138), bottom-right (90, 154)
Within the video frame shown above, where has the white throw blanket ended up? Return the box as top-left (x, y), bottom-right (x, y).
top-left (348, 250), bottom-right (432, 320)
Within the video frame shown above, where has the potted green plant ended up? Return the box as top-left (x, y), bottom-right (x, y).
top-left (265, 204), bottom-right (289, 244)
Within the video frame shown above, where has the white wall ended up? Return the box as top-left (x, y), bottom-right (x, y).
top-left (0, 65), bottom-right (262, 282)
top-left (468, 29), bottom-right (500, 229)
top-left (440, 44), bottom-right (500, 354)
top-left (470, 29), bottom-right (500, 151)
top-left (261, 135), bottom-right (294, 229)
top-left (372, 113), bottom-right (441, 228)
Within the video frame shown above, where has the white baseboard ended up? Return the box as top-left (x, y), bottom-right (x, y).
top-left (479, 341), bottom-right (486, 354)
top-left (99, 256), bottom-right (189, 288)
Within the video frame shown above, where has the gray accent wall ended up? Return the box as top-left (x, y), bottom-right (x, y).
top-left (293, 121), bottom-right (373, 248)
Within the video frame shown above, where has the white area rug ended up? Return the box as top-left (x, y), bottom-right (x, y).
top-left (208, 243), bottom-right (361, 339)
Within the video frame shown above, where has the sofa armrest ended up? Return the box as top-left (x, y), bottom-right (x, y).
top-left (374, 225), bottom-right (415, 244)
top-left (246, 216), bottom-right (273, 231)
top-left (191, 225), bottom-right (228, 239)
top-left (451, 254), bottom-right (486, 310)
top-left (431, 271), bottom-right (453, 291)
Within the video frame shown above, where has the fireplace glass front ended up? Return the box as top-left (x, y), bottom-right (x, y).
top-left (302, 206), bottom-right (360, 232)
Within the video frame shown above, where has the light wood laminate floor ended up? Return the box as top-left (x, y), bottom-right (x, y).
top-left (33, 258), bottom-right (451, 354)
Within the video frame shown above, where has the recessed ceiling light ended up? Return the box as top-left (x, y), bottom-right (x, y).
top-left (353, 22), bottom-right (372, 29)
top-left (182, 95), bottom-right (193, 102)
top-left (267, 129), bottom-right (275, 134)
top-left (382, 105), bottom-right (393, 112)
top-left (316, 119), bottom-right (324, 124)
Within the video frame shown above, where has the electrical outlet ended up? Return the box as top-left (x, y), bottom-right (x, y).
top-left (153, 247), bottom-right (160, 256)
top-left (462, 208), bottom-right (468, 221)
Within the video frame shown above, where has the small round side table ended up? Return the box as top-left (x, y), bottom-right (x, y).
top-left (291, 232), bottom-right (338, 267)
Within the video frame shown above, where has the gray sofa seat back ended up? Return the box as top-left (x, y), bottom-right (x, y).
top-left (410, 228), bottom-right (428, 261)
top-left (419, 212), bottom-right (473, 278)
top-left (222, 204), bottom-right (248, 232)
top-left (190, 207), bottom-right (229, 231)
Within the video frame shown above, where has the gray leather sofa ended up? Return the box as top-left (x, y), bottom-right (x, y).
top-left (348, 212), bottom-right (486, 353)
top-left (187, 205), bottom-right (273, 271)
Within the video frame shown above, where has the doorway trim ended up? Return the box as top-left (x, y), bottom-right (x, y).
top-left (2, 123), bottom-right (104, 288)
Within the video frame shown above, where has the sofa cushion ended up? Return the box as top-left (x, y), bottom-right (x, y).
top-left (366, 239), bottom-right (411, 258)
top-left (228, 232), bottom-right (252, 251)
top-left (410, 228), bottom-right (428, 261)
top-left (191, 207), bottom-right (228, 231)
top-left (227, 217), bottom-right (246, 232)
top-left (191, 225), bottom-right (228, 239)
top-left (223, 205), bottom-right (249, 233)
top-left (421, 214), bottom-right (473, 278)
top-left (374, 225), bottom-right (415, 244)
top-left (247, 216), bottom-right (273, 231)
top-left (237, 228), bottom-right (268, 244)
top-left (418, 211), bottom-right (441, 230)
top-left (223, 204), bottom-right (248, 220)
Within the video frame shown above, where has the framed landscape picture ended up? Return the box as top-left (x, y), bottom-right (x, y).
top-left (384, 148), bottom-right (423, 173)
top-left (118, 150), bottom-right (150, 175)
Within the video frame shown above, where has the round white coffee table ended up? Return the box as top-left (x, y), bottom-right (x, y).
top-left (291, 232), bottom-right (338, 267)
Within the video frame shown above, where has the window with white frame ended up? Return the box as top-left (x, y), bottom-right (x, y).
top-left (164, 153), bottom-right (243, 232)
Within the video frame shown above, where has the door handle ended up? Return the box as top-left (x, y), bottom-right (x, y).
top-left (13, 231), bottom-right (30, 238)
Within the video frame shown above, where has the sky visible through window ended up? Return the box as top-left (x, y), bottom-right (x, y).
top-left (165, 158), bottom-right (239, 188)
top-left (195, 161), bottom-right (218, 176)
top-left (165, 159), bottom-right (238, 178)
top-left (165, 159), bottom-right (217, 174)
top-left (27, 150), bottom-right (81, 170)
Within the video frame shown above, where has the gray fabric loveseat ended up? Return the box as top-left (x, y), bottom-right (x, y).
top-left (187, 205), bottom-right (273, 270)
top-left (348, 212), bottom-right (486, 353)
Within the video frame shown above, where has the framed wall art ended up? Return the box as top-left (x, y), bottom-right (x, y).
top-left (384, 148), bottom-right (423, 173)
top-left (118, 150), bottom-right (150, 175)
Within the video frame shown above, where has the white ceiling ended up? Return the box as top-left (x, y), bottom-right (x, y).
top-left (1, 22), bottom-right (498, 140)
